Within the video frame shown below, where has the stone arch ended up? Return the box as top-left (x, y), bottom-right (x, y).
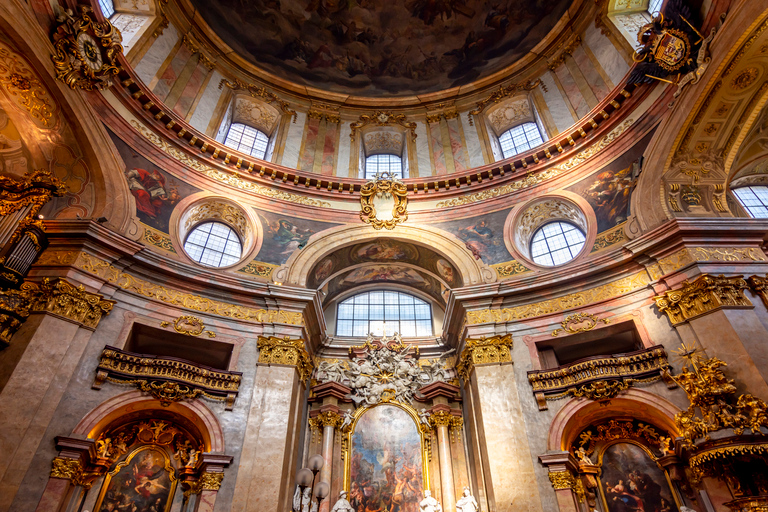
top-left (547, 388), bottom-right (680, 452)
top-left (72, 390), bottom-right (226, 453)
top-left (273, 224), bottom-right (497, 288)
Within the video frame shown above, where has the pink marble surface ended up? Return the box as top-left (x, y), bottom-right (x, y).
top-left (320, 124), bottom-right (337, 176)
top-left (446, 118), bottom-right (468, 173)
top-left (173, 62), bottom-right (207, 118)
top-left (153, 45), bottom-right (192, 102)
top-left (429, 122), bottom-right (447, 175)
top-left (301, 118), bottom-right (320, 171)
top-left (573, 47), bottom-right (610, 101)
top-left (554, 65), bottom-right (588, 119)
top-left (33, 477), bottom-right (69, 512)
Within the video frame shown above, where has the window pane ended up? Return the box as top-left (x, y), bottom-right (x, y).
top-left (734, 186), bottom-right (768, 218)
top-left (365, 153), bottom-right (403, 180)
top-left (498, 122), bottom-right (544, 159)
top-left (184, 221), bottom-right (242, 268)
top-left (223, 123), bottom-right (270, 159)
top-left (336, 291), bottom-right (432, 337)
top-left (530, 221), bottom-right (586, 267)
top-left (99, 0), bottom-right (116, 17)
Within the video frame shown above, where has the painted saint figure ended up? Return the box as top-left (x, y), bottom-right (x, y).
top-left (456, 487), bottom-right (478, 512)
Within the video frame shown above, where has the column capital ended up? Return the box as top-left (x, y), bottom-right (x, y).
top-left (309, 410), bottom-right (344, 431)
top-left (257, 336), bottom-right (314, 381)
top-left (427, 409), bottom-right (463, 430)
top-left (456, 334), bottom-right (513, 382)
top-left (49, 457), bottom-right (102, 490)
top-left (654, 274), bottom-right (752, 325)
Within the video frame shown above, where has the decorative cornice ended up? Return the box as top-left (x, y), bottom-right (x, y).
top-left (654, 274), bottom-right (752, 325)
top-left (467, 270), bottom-right (649, 325)
top-left (257, 336), bottom-right (313, 382)
top-left (350, 111), bottom-right (417, 142)
top-left (646, 247), bottom-right (766, 281)
top-left (456, 334), bottom-right (513, 382)
top-left (219, 78), bottom-right (297, 121)
top-left (50, 457), bottom-right (101, 489)
top-left (73, 252), bottom-right (303, 325)
top-left (548, 470), bottom-right (577, 490)
top-left (95, 345), bottom-right (242, 408)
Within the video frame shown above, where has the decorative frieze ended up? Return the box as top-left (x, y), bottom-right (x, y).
top-left (257, 336), bottom-right (314, 382)
top-left (94, 345), bottom-right (242, 408)
top-left (654, 274), bottom-right (752, 325)
top-left (456, 334), bottom-right (513, 382)
top-left (527, 345), bottom-right (672, 410)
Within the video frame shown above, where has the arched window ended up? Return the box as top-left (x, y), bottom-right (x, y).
top-left (498, 122), bottom-right (544, 159)
top-left (223, 123), bottom-right (270, 159)
top-left (336, 290), bottom-right (432, 337)
top-left (530, 221), bottom-right (586, 267)
top-left (97, 0), bottom-right (116, 17)
top-left (365, 153), bottom-right (403, 180)
top-left (183, 221), bottom-right (243, 267)
top-left (733, 185), bottom-right (768, 218)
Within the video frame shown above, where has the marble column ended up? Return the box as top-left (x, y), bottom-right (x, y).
top-left (430, 412), bottom-right (457, 512)
top-left (231, 336), bottom-right (313, 512)
top-left (457, 334), bottom-right (544, 512)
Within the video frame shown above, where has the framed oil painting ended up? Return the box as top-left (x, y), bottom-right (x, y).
top-left (598, 442), bottom-right (678, 512)
top-left (94, 445), bottom-right (178, 512)
top-left (346, 404), bottom-right (427, 512)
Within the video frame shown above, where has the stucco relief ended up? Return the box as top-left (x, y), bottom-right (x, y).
top-left (486, 98), bottom-right (532, 135)
top-left (233, 97), bottom-right (279, 135)
top-left (514, 198), bottom-right (587, 256)
top-left (363, 131), bottom-right (403, 154)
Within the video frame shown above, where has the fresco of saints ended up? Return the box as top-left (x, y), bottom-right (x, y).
top-left (266, 219), bottom-right (315, 254)
top-left (124, 168), bottom-right (180, 227)
top-left (582, 164), bottom-right (636, 231)
top-left (456, 220), bottom-right (494, 260)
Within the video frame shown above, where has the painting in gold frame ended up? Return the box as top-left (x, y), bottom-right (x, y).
top-left (597, 441), bottom-right (680, 512)
top-left (93, 445), bottom-right (178, 512)
top-left (342, 402), bottom-right (430, 512)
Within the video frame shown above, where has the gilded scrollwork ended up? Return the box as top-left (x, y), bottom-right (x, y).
top-left (456, 334), bottom-right (513, 382)
top-left (551, 312), bottom-right (609, 336)
top-left (257, 336), bottom-right (314, 382)
top-left (468, 79), bottom-right (543, 122)
top-left (142, 226), bottom-right (176, 253)
top-left (360, 173), bottom-right (408, 230)
top-left (654, 274), bottom-right (752, 325)
top-left (237, 260), bottom-right (277, 279)
top-left (0, 168), bottom-right (67, 218)
top-left (51, 6), bottom-right (123, 90)
top-left (137, 380), bottom-right (204, 405)
top-left (219, 78), bottom-right (297, 121)
top-left (0, 43), bottom-right (57, 128)
top-left (492, 260), bottom-right (531, 279)
top-left (160, 315), bottom-right (215, 338)
top-left (50, 457), bottom-right (102, 489)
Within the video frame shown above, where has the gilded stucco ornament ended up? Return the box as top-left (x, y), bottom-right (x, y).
top-left (0, 168), bottom-right (66, 218)
top-left (51, 6), bottom-right (123, 90)
top-left (360, 172), bottom-right (408, 230)
top-left (349, 111), bottom-right (417, 142)
top-left (456, 334), bottom-right (513, 382)
top-left (160, 315), bottom-right (215, 338)
top-left (551, 312), bottom-right (609, 336)
top-left (257, 336), bottom-right (314, 382)
top-left (654, 274), bottom-right (752, 325)
top-left (308, 411), bottom-right (344, 432)
top-left (50, 457), bottom-right (102, 489)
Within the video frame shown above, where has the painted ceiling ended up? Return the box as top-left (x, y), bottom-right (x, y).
top-left (189, 0), bottom-right (571, 96)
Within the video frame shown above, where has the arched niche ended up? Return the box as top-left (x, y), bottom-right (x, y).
top-left (273, 224), bottom-right (497, 288)
top-left (341, 402), bottom-right (431, 505)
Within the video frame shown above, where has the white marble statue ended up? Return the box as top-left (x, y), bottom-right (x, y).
top-left (293, 486), bottom-right (318, 512)
top-left (456, 487), bottom-right (478, 512)
top-left (340, 409), bottom-right (354, 431)
top-left (420, 490), bottom-right (442, 512)
top-left (419, 408), bottom-right (431, 426)
top-left (331, 491), bottom-right (355, 512)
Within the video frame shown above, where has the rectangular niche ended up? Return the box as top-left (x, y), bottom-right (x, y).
top-left (125, 323), bottom-right (234, 371)
top-left (536, 320), bottom-right (643, 370)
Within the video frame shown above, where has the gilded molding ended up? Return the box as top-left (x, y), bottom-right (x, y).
top-left (160, 315), bottom-right (215, 337)
top-left (467, 271), bottom-right (649, 325)
top-left (51, 7), bottom-right (123, 90)
top-left (436, 119), bottom-right (635, 208)
top-left (654, 274), bottom-right (752, 325)
top-left (360, 174), bottom-right (408, 230)
top-left (349, 111), bottom-right (417, 142)
top-left (184, 201), bottom-right (250, 239)
top-left (492, 260), bottom-right (531, 279)
top-left (201, 471), bottom-right (224, 491)
top-left (456, 334), bottom-right (513, 382)
top-left (647, 247), bottom-right (766, 281)
top-left (0, 168), bottom-right (67, 218)
top-left (257, 336), bottom-right (313, 382)
top-left (574, 419), bottom-right (669, 456)
top-left (142, 225), bottom-right (176, 253)
top-left (219, 79), bottom-right (297, 121)
top-left (0, 50), bottom-right (56, 127)
top-left (24, 278), bottom-right (114, 329)
top-left (569, 379), bottom-right (630, 400)
top-left (50, 457), bottom-right (100, 489)
top-left (73, 252), bottom-right (303, 325)
top-left (236, 260), bottom-right (277, 279)
top-left (95, 345), bottom-right (242, 407)
top-left (468, 79), bottom-right (543, 122)
top-left (551, 312), bottom-right (609, 336)
top-left (427, 411), bottom-right (463, 432)
top-left (129, 120), bottom-right (330, 208)
top-left (309, 411), bottom-right (343, 431)
top-left (548, 470), bottom-right (577, 490)
top-left (590, 224), bottom-right (627, 252)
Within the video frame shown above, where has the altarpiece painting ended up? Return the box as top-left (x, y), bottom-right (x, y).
top-left (348, 404), bottom-right (425, 512)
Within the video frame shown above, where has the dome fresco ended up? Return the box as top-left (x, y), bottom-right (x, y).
top-left (189, 0), bottom-right (571, 96)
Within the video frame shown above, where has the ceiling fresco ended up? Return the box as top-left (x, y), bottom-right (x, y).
top-left (189, 0), bottom-right (571, 96)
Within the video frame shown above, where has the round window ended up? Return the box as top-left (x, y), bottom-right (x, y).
top-left (183, 221), bottom-right (243, 268)
top-left (530, 221), bottom-right (586, 267)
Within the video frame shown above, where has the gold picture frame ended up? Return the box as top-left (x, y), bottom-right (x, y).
top-left (359, 173), bottom-right (408, 230)
top-left (341, 400), bottom-right (431, 493)
top-left (93, 445), bottom-right (178, 512)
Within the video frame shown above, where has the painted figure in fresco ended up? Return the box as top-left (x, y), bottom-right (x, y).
top-left (124, 168), bottom-right (180, 222)
top-left (96, 448), bottom-right (173, 512)
top-left (314, 257), bottom-right (334, 284)
top-left (266, 219), bottom-right (314, 254)
top-left (456, 487), bottom-right (478, 512)
top-left (456, 220), bottom-right (494, 260)
top-left (581, 165), bottom-right (635, 230)
top-left (435, 259), bottom-right (455, 284)
top-left (354, 239), bottom-right (413, 261)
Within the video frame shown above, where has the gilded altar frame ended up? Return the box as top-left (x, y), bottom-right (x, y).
top-left (341, 400), bottom-right (431, 493)
top-left (594, 439), bottom-right (682, 512)
top-left (93, 445), bottom-right (179, 512)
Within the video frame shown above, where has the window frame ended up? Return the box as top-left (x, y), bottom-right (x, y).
top-left (529, 220), bottom-right (587, 267)
top-left (732, 185), bottom-right (768, 218)
top-left (182, 220), bottom-right (244, 268)
top-left (223, 122), bottom-right (271, 160)
top-left (498, 122), bottom-right (544, 159)
top-left (97, 0), bottom-right (116, 18)
top-left (364, 153), bottom-right (404, 180)
top-left (335, 290), bottom-right (433, 338)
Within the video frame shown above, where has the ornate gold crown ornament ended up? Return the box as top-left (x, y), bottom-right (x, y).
top-left (51, 6), bottom-right (123, 91)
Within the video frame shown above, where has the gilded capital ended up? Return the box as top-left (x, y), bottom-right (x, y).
top-left (548, 470), bottom-right (577, 490)
top-left (257, 336), bottom-right (314, 382)
top-left (309, 410), bottom-right (343, 431)
top-left (201, 471), bottom-right (225, 491)
top-left (50, 457), bottom-right (100, 489)
top-left (26, 278), bottom-right (115, 329)
top-left (654, 274), bottom-right (751, 325)
top-left (456, 334), bottom-right (513, 382)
